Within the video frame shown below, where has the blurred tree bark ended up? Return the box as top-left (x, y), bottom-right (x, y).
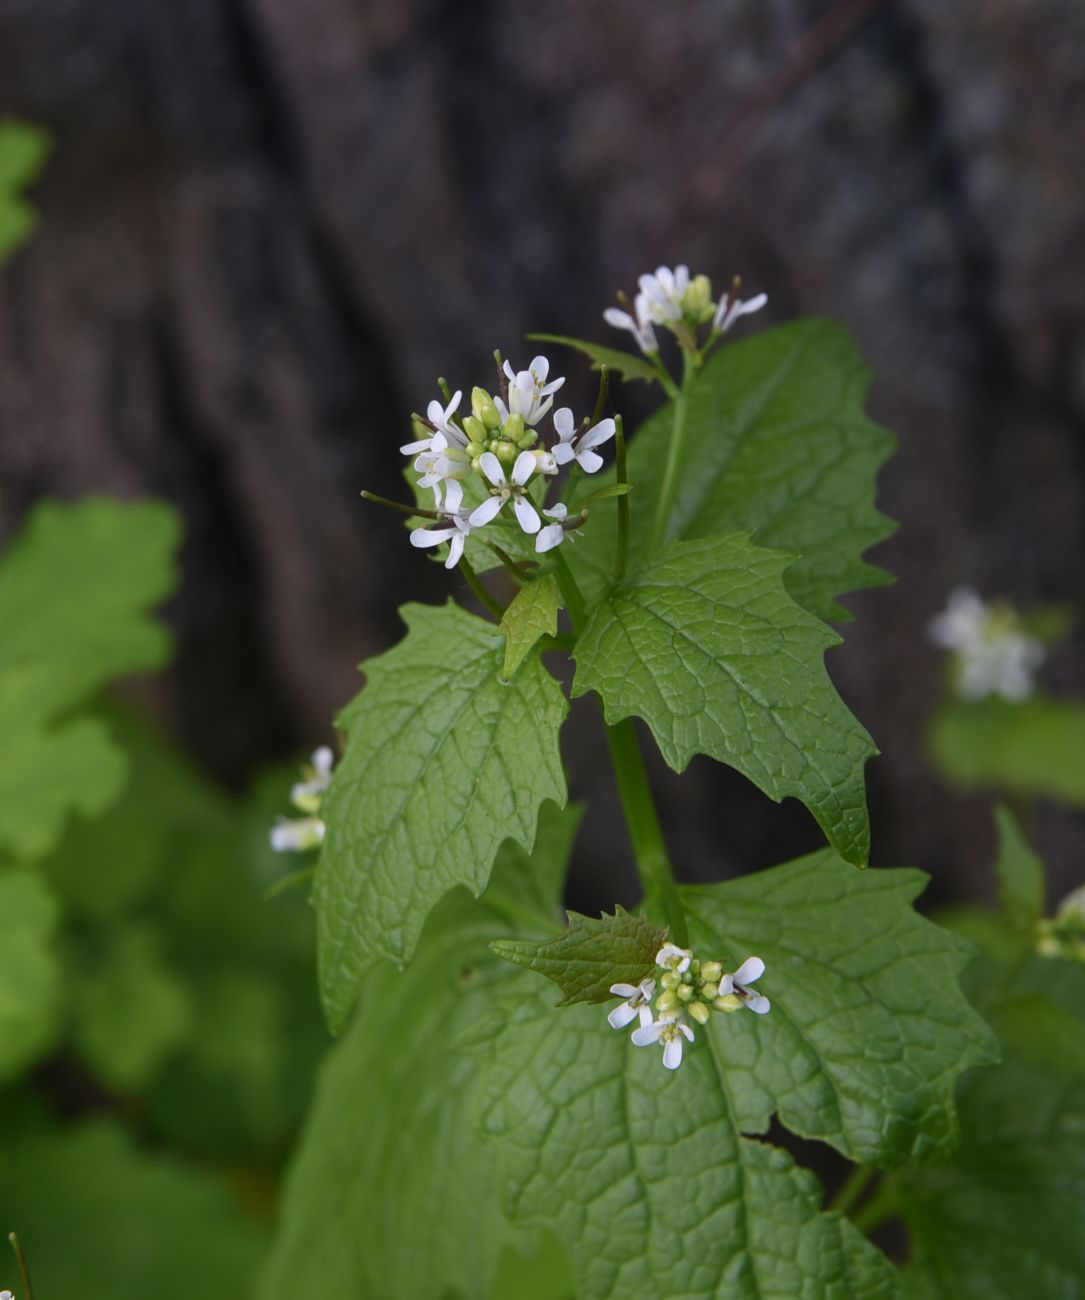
top-left (1, 0), bottom-right (1082, 903)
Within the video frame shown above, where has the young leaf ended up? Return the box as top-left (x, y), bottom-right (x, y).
top-left (492, 906), bottom-right (666, 1004)
top-left (265, 871), bottom-right (560, 1300)
top-left (316, 600), bottom-right (568, 1030)
top-left (0, 870), bottom-right (60, 1081)
top-left (929, 695), bottom-right (1085, 809)
top-left (574, 533), bottom-right (875, 865)
top-left (567, 317), bottom-right (896, 620)
top-left (528, 332), bottom-right (660, 382)
top-left (993, 803), bottom-right (1045, 930)
top-left (889, 960), bottom-right (1085, 1300)
top-left (680, 852), bottom-right (999, 1166)
top-left (474, 973), bottom-right (899, 1300)
top-left (501, 574), bottom-right (559, 680)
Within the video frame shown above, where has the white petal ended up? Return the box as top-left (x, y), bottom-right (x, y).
top-left (679, 1021), bottom-right (695, 1042)
top-left (535, 523), bottom-right (564, 553)
top-left (312, 746), bottom-right (334, 776)
top-left (514, 496), bottom-right (541, 534)
top-left (579, 418), bottom-right (616, 451)
top-left (444, 531), bottom-right (466, 569)
top-left (400, 437), bottom-right (431, 455)
top-left (544, 503), bottom-right (568, 522)
top-left (576, 448), bottom-right (604, 475)
top-left (638, 1004), bottom-right (655, 1029)
top-left (610, 983), bottom-right (639, 998)
top-left (662, 1037), bottom-right (684, 1069)
top-left (529, 355), bottom-right (549, 380)
top-left (411, 526), bottom-right (456, 549)
top-left (553, 407), bottom-right (576, 439)
top-left (733, 957), bottom-right (765, 986)
top-left (608, 1002), bottom-right (640, 1030)
top-left (478, 451), bottom-right (506, 487)
top-left (631, 1023), bottom-right (663, 1047)
top-left (511, 449), bottom-right (537, 486)
top-left (443, 479), bottom-right (464, 514)
top-left (603, 307), bottom-right (635, 330)
top-left (744, 993), bottom-right (771, 1015)
top-left (538, 377), bottom-right (564, 398)
top-left (426, 398), bottom-right (446, 424)
top-left (468, 496), bottom-right (504, 528)
top-left (717, 974), bottom-right (735, 995)
top-left (503, 359), bottom-right (517, 381)
top-left (736, 293), bottom-right (767, 317)
top-left (553, 442), bottom-right (575, 466)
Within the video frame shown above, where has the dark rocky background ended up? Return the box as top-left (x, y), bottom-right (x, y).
top-left (2, 0), bottom-right (1083, 911)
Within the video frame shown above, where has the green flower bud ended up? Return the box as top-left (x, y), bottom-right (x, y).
top-left (700, 961), bottom-right (722, 983)
top-left (714, 993), bottom-right (742, 1013)
top-left (463, 416), bottom-right (488, 445)
top-left (471, 387), bottom-right (501, 430)
top-left (677, 984), bottom-right (693, 1003)
top-left (517, 427), bottom-right (538, 448)
top-left (701, 981), bottom-right (719, 1000)
top-left (656, 989), bottom-right (680, 1014)
top-left (683, 274), bottom-right (714, 322)
top-left (494, 440), bottom-right (518, 465)
top-left (661, 971), bottom-right (680, 991)
top-left (503, 412), bottom-right (526, 443)
top-left (689, 1001), bottom-right (710, 1025)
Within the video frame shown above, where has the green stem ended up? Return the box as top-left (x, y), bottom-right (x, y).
top-left (650, 349), bottom-right (695, 551)
top-left (552, 550), bottom-right (587, 630)
top-left (459, 555), bottom-right (504, 619)
top-left (605, 718), bottom-right (688, 945)
top-left (9, 1231), bottom-right (34, 1300)
top-left (361, 490), bottom-right (442, 521)
top-left (482, 540), bottom-right (534, 583)
top-left (850, 1183), bottom-right (898, 1237)
top-left (827, 1164), bottom-right (878, 1218)
top-left (612, 414), bottom-right (629, 583)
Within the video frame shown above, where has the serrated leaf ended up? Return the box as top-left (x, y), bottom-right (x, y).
top-left (567, 318), bottom-right (896, 621)
top-left (474, 972), bottom-right (899, 1300)
top-left (890, 959), bottom-right (1085, 1300)
top-left (265, 870), bottom-right (557, 1300)
top-left (492, 906), bottom-right (666, 1004)
top-left (929, 695), bottom-right (1085, 808)
top-left (528, 332), bottom-right (660, 382)
top-left (0, 1119), bottom-right (268, 1300)
top-left (0, 870), bottom-right (60, 1080)
top-left (680, 851), bottom-right (998, 1166)
top-left (316, 600), bottom-right (568, 1030)
top-left (573, 533), bottom-right (875, 865)
top-left (993, 803), bottom-right (1045, 930)
top-left (501, 575), bottom-right (559, 679)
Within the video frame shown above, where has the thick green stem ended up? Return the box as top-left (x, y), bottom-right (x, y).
top-left (850, 1183), bottom-right (898, 1237)
top-left (827, 1164), bottom-right (878, 1218)
top-left (650, 350), bottom-right (696, 551)
top-left (612, 414), bottom-right (629, 583)
top-left (552, 552), bottom-right (687, 944)
top-left (459, 555), bottom-right (504, 619)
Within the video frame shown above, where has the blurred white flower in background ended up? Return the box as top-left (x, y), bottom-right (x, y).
top-left (927, 586), bottom-right (1045, 702)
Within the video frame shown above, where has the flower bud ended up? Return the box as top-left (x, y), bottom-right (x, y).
top-left (471, 387), bottom-right (501, 430)
top-left (714, 993), bottom-right (742, 1013)
top-left (661, 971), bottom-right (680, 991)
top-left (700, 961), bottom-right (722, 983)
top-left (494, 440), bottom-right (518, 465)
top-left (517, 427), bottom-right (538, 448)
top-left (503, 412), bottom-right (526, 443)
top-left (683, 274), bottom-right (714, 321)
top-left (701, 981), bottom-right (719, 1000)
top-left (656, 989), bottom-right (680, 1014)
top-left (689, 1000), bottom-right (710, 1025)
top-left (462, 416), bottom-right (488, 445)
top-left (677, 984), bottom-right (693, 1003)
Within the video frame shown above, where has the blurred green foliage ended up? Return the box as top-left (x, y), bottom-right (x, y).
top-left (0, 121), bottom-right (49, 265)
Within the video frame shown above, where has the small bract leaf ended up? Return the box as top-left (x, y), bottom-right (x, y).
top-left (491, 905), bottom-right (666, 1004)
top-left (501, 574), bottom-right (559, 679)
top-left (993, 803), bottom-right (1046, 930)
top-left (574, 533), bottom-right (875, 865)
top-left (316, 600), bottom-right (568, 1030)
top-left (527, 332), bottom-right (659, 382)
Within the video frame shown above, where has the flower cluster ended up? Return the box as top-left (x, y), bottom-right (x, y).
top-left (604, 265), bottom-right (766, 357)
top-left (1037, 886), bottom-right (1085, 963)
top-left (927, 586), bottom-right (1045, 702)
top-left (608, 942), bottom-right (770, 1070)
top-left (269, 745), bottom-right (335, 853)
top-left (403, 355), bottom-right (616, 568)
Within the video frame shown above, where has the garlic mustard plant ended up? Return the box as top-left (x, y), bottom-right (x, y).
top-left (928, 585), bottom-right (1045, 702)
top-left (270, 745), bottom-right (336, 853)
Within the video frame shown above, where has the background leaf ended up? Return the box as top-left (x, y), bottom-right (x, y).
top-left (0, 119), bottom-right (50, 263)
top-left (567, 318), bottom-right (896, 621)
top-left (316, 600), bottom-right (568, 1030)
top-left (574, 533), bottom-right (875, 865)
top-left (0, 871), bottom-right (60, 1081)
top-left (992, 803), bottom-right (1046, 930)
top-left (528, 332), bottom-right (660, 382)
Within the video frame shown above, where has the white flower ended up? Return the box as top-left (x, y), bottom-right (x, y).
top-left (713, 287), bottom-right (768, 333)
top-left (552, 408), bottom-right (616, 475)
top-left (603, 292), bottom-right (659, 356)
top-left (501, 355), bottom-right (565, 427)
top-left (607, 978), bottom-right (657, 1031)
top-left (270, 816), bottom-right (326, 853)
top-left (637, 265), bottom-right (690, 324)
top-left (469, 450), bottom-right (541, 534)
top-left (400, 391), bottom-right (468, 455)
top-left (290, 746), bottom-right (335, 813)
top-left (632, 1014), bottom-right (695, 1069)
top-left (719, 956), bottom-right (771, 1015)
top-left (535, 503), bottom-right (570, 554)
top-left (410, 433), bottom-right (472, 500)
top-left (655, 942), bottom-right (692, 974)
top-left (410, 511), bottom-right (473, 569)
top-left (2, 1290), bottom-right (14, 1299)
top-left (927, 586), bottom-right (1045, 702)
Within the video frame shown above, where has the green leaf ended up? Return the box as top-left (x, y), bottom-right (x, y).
top-left (492, 906), bottom-right (666, 1005)
top-left (890, 959), bottom-right (1085, 1300)
top-left (0, 1118), bottom-right (268, 1300)
top-left (0, 870), bottom-right (60, 1081)
top-left (316, 600), bottom-right (568, 1030)
top-left (483, 800), bottom-right (585, 933)
top-left (0, 120), bottom-right (50, 263)
top-left (929, 695), bottom-right (1085, 808)
top-left (474, 973), bottom-right (899, 1300)
top-left (573, 533), bottom-right (875, 865)
top-left (528, 332), bottom-right (660, 382)
top-left (501, 574), bottom-right (559, 680)
top-left (265, 885), bottom-right (544, 1300)
top-left (71, 923), bottom-right (195, 1090)
top-left (680, 852), bottom-right (998, 1166)
top-left (567, 318), bottom-right (896, 621)
top-left (993, 804), bottom-right (1045, 930)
